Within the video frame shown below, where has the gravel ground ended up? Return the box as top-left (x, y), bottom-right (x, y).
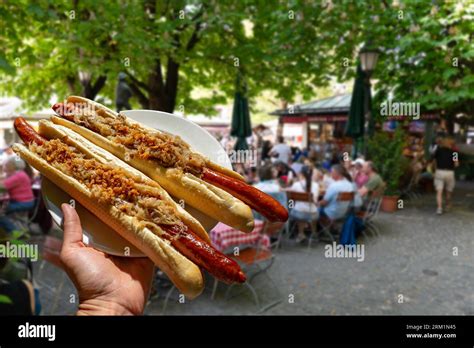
top-left (32, 181), bottom-right (474, 315)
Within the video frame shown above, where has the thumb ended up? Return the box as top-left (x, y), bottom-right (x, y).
top-left (61, 203), bottom-right (83, 248)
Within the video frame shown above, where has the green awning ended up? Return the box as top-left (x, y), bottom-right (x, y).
top-left (230, 73), bottom-right (252, 151)
top-left (346, 64), bottom-right (373, 156)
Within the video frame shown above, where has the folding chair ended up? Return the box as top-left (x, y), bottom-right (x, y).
top-left (286, 191), bottom-right (318, 245)
top-left (357, 185), bottom-right (385, 238)
top-left (3, 197), bottom-right (42, 236)
top-left (8, 211), bottom-right (31, 233)
top-left (251, 191), bottom-right (288, 249)
top-left (36, 236), bottom-right (68, 314)
top-left (160, 283), bottom-right (179, 314)
top-left (401, 171), bottom-right (422, 200)
top-left (309, 191), bottom-right (354, 249)
top-left (0, 195), bottom-right (28, 238)
top-left (262, 220), bottom-right (286, 250)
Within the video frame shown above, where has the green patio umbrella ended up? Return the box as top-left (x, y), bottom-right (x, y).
top-left (345, 63), bottom-right (373, 157)
top-left (230, 72), bottom-right (252, 151)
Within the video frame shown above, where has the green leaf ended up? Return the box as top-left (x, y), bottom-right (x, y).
top-left (0, 294), bottom-right (13, 304)
top-left (0, 0), bottom-right (471, 121)
top-left (0, 56), bottom-right (15, 75)
top-left (442, 68), bottom-right (458, 81)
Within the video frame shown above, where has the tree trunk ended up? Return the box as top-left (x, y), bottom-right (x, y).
top-left (145, 58), bottom-right (179, 113)
top-left (147, 59), bottom-right (166, 111)
top-left (81, 75), bottom-right (107, 100)
top-left (164, 59), bottom-right (180, 113)
top-left (149, 93), bottom-right (164, 111)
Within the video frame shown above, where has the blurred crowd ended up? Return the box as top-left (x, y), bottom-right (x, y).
top-left (0, 148), bottom-right (41, 237)
top-left (229, 136), bottom-right (385, 243)
top-left (225, 129), bottom-right (461, 243)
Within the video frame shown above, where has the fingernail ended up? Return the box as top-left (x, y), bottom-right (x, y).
top-left (61, 203), bottom-right (72, 211)
top-left (61, 203), bottom-right (74, 218)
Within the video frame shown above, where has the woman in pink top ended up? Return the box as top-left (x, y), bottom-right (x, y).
top-left (352, 160), bottom-right (369, 189)
top-left (0, 157), bottom-right (35, 234)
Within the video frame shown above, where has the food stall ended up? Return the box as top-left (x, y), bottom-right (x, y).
top-left (271, 94), bottom-right (441, 154)
top-left (270, 94), bottom-right (353, 150)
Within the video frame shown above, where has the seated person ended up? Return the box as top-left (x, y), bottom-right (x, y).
top-left (245, 167), bottom-right (258, 185)
top-left (321, 169), bottom-right (334, 189)
top-left (274, 160), bottom-right (295, 187)
top-left (321, 153), bottom-right (333, 171)
top-left (290, 157), bottom-right (305, 178)
top-left (352, 159), bottom-right (369, 189)
top-left (253, 164), bottom-right (281, 193)
top-left (318, 164), bottom-right (354, 221)
top-left (253, 164), bottom-right (286, 221)
top-left (0, 158), bottom-right (35, 234)
top-left (357, 161), bottom-right (384, 201)
top-left (287, 165), bottom-right (319, 243)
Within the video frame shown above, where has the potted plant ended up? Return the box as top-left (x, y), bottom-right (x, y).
top-left (0, 229), bottom-right (31, 306)
top-left (366, 127), bottom-right (408, 212)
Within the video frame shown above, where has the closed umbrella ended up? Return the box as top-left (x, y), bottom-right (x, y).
top-left (345, 63), bottom-right (373, 157)
top-left (230, 73), bottom-right (252, 151)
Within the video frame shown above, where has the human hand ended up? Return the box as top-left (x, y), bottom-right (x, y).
top-left (59, 203), bottom-right (154, 315)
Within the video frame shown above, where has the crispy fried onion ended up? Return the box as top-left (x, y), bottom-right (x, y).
top-left (67, 103), bottom-right (206, 176)
top-left (30, 139), bottom-right (185, 232)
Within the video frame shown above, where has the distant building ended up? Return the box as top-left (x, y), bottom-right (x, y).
top-left (271, 94), bottom-right (439, 148)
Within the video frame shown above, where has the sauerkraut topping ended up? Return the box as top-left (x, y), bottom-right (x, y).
top-left (67, 103), bottom-right (206, 176)
top-left (30, 139), bottom-right (185, 230)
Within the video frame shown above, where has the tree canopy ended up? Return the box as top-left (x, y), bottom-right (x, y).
top-left (1, 0), bottom-right (472, 123)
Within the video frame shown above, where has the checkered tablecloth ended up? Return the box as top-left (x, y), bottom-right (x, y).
top-left (210, 220), bottom-right (270, 253)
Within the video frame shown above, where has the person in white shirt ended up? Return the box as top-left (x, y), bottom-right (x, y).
top-left (287, 165), bottom-right (319, 243)
top-left (253, 164), bottom-right (281, 193)
top-left (270, 136), bottom-right (292, 164)
top-left (318, 164), bottom-right (354, 220)
top-left (321, 169), bottom-right (334, 190)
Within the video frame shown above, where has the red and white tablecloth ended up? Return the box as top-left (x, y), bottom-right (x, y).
top-left (210, 220), bottom-right (270, 253)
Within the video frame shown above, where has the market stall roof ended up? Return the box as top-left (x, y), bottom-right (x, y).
top-left (270, 93), bottom-right (439, 123)
top-left (271, 94), bottom-right (351, 116)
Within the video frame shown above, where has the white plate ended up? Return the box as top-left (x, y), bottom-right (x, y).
top-left (42, 177), bottom-right (144, 257)
top-left (44, 110), bottom-right (232, 257)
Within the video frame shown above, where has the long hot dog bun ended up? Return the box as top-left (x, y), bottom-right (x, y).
top-left (52, 96), bottom-right (255, 232)
top-left (13, 120), bottom-right (204, 299)
top-left (65, 96), bottom-right (246, 182)
top-left (39, 120), bottom-right (210, 244)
